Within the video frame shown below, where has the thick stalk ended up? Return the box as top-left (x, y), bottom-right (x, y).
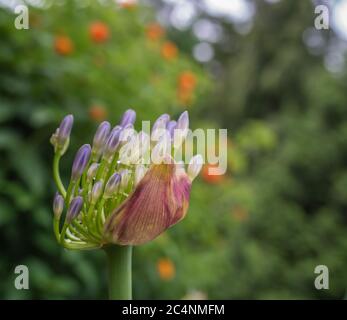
top-left (104, 245), bottom-right (133, 300)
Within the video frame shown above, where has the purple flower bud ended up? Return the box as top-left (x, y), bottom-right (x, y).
top-left (176, 111), bottom-right (189, 131)
top-left (66, 196), bottom-right (83, 223)
top-left (53, 193), bottom-right (64, 219)
top-left (120, 109), bottom-right (136, 127)
top-left (92, 121), bottom-right (111, 159)
top-left (120, 169), bottom-right (131, 190)
top-left (166, 120), bottom-right (177, 139)
top-left (104, 173), bottom-right (121, 198)
top-left (152, 114), bottom-right (170, 132)
top-left (104, 126), bottom-right (122, 160)
top-left (173, 111), bottom-right (189, 149)
top-left (57, 114), bottom-right (74, 148)
top-left (91, 181), bottom-right (103, 204)
top-left (71, 144), bottom-right (91, 180)
top-left (87, 163), bottom-right (99, 182)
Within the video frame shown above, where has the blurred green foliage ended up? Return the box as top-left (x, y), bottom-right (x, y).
top-left (1, 0), bottom-right (347, 300)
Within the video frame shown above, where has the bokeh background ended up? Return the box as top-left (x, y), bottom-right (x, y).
top-left (1, 0), bottom-right (347, 299)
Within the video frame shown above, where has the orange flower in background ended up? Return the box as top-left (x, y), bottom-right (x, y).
top-left (161, 41), bottom-right (178, 60)
top-left (157, 258), bottom-right (175, 281)
top-left (89, 21), bottom-right (110, 43)
top-left (146, 22), bottom-right (165, 41)
top-left (177, 71), bottom-right (197, 105)
top-left (178, 71), bottom-right (197, 91)
top-left (54, 36), bottom-right (73, 56)
top-left (201, 164), bottom-right (225, 184)
top-left (89, 105), bottom-right (107, 122)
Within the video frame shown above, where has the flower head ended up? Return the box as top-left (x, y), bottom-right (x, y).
top-left (54, 36), bottom-right (73, 55)
top-left (145, 22), bottom-right (165, 41)
top-left (177, 71), bottom-right (197, 105)
top-left (157, 258), bottom-right (175, 281)
top-left (89, 21), bottom-right (110, 43)
top-left (51, 110), bottom-right (202, 250)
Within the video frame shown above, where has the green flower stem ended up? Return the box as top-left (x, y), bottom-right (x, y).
top-left (53, 217), bottom-right (61, 242)
top-left (95, 158), bottom-right (107, 181)
top-left (104, 245), bottom-right (133, 300)
top-left (53, 153), bottom-right (66, 197)
top-left (97, 198), bottom-right (106, 233)
top-left (65, 180), bottom-right (75, 206)
top-left (105, 153), bottom-right (119, 183)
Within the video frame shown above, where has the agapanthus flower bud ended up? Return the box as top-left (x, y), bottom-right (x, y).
top-left (92, 121), bottom-right (111, 160)
top-left (135, 165), bottom-right (147, 185)
top-left (104, 126), bottom-right (122, 161)
top-left (120, 109), bottom-right (136, 127)
top-left (152, 114), bottom-right (170, 131)
top-left (66, 196), bottom-right (83, 223)
top-left (71, 144), bottom-right (91, 181)
top-left (174, 111), bottom-right (189, 149)
top-left (104, 173), bottom-right (121, 198)
top-left (187, 154), bottom-right (203, 181)
top-left (50, 114), bottom-right (74, 154)
top-left (176, 111), bottom-right (189, 131)
top-left (53, 193), bottom-right (64, 219)
top-left (119, 123), bottom-right (135, 145)
top-left (87, 163), bottom-right (99, 182)
top-left (119, 135), bottom-right (138, 165)
top-left (166, 120), bottom-right (177, 139)
top-left (151, 114), bottom-right (170, 141)
top-left (151, 132), bottom-right (171, 164)
top-left (51, 110), bottom-right (200, 250)
top-left (120, 169), bottom-right (131, 190)
top-left (137, 131), bottom-right (150, 158)
top-left (91, 181), bottom-right (103, 204)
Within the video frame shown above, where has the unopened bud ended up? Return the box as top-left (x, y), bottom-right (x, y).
top-left (92, 121), bottom-right (111, 160)
top-left (71, 144), bottom-right (91, 181)
top-left (87, 163), bottom-right (99, 182)
top-left (104, 126), bottom-right (122, 161)
top-left (66, 196), bottom-right (83, 223)
top-left (50, 114), bottom-right (74, 154)
top-left (120, 109), bottom-right (136, 127)
top-left (120, 169), bottom-right (131, 190)
top-left (91, 181), bottom-right (103, 204)
top-left (53, 193), bottom-right (64, 219)
top-left (104, 173), bottom-right (121, 198)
